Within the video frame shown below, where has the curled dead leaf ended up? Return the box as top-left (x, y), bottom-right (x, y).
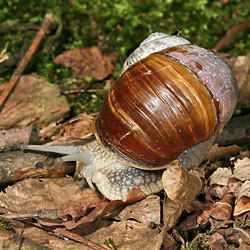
top-left (234, 180), bottom-right (250, 216)
top-left (51, 113), bottom-right (94, 140)
top-left (117, 195), bottom-right (160, 226)
top-left (53, 47), bottom-right (115, 81)
top-left (232, 158), bottom-right (250, 181)
top-left (208, 232), bottom-right (228, 250)
top-left (162, 198), bottom-right (182, 230)
top-left (180, 200), bottom-right (213, 230)
top-left (207, 144), bottom-right (241, 160)
top-left (162, 162), bottom-right (203, 203)
top-left (162, 163), bottom-right (204, 232)
top-left (124, 188), bottom-right (147, 204)
top-left (209, 167), bottom-right (232, 186)
top-left (0, 74), bottom-right (69, 129)
top-left (210, 193), bottom-right (234, 221)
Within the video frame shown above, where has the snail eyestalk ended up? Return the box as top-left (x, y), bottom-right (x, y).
top-left (57, 153), bottom-right (93, 165)
top-left (22, 145), bottom-right (79, 155)
top-left (22, 144), bottom-right (93, 166)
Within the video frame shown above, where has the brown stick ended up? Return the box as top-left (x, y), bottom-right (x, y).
top-left (0, 14), bottom-right (54, 110)
top-left (213, 16), bottom-right (250, 52)
top-left (0, 209), bottom-right (58, 220)
top-left (0, 150), bottom-right (75, 185)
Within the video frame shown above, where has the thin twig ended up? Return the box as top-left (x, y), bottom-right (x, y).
top-left (54, 228), bottom-right (108, 250)
top-left (0, 206), bottom-right (15, 214)
top-left (0, 13), bottom-right (54, 110)
top-left (0, 206), bottom-right (108, 250)
top-left (0, 211), bottom-right (36, 220)
top-left (0, 209), bottom-right (58, 220)
top-left (213, 16), bottom-right (250, 52)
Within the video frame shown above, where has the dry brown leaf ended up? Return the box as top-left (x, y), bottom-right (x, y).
top-left (208, 232), bottom-right (228, 250)
top-left (61, 199), bottom-right (113, 230)
top-left (85, 196), bottom-right (162, 250)
top-left (53, 47), bottom-right (115, 81)
top-left (209, 167), bottom-right (232, 186)
top-left (180, 200), bottom-right (213, 230)
top-left (236, 228), bottom-right (250, 249)
top-left (0, 74), bottom-right (69, 129)
top-left (162, 163), bottom-right (203, 231)
top-left (52, 113), bottom-right (94, 140)
top-left (23, 226), bottom-right (92, 250)
top-left (234, 196), bottom-right (250, 217)
top-left (179, 212), bottom-right (202, 230)
top-left (160, 232), bottom-right (178, 250)
top-left (0, 177), bottom-right (101, 214)
top-left (207, 144), bottom-right (240, 160)
top-left (238, 180), bottom-right (250, 201)
top-left (162, 163), bottom-right (203, 203)
top-left (208, 185), bottom-right (231, 199)
top-left (162, 198), bottom-right (182, 230)
top-left (124, 187), bottom-right (147, 203)
top-left (117, 195), bottom-right (160, 226)
top-left (0, 176), bottom-right (152, 231)
top-left (239, 242), bottom-right (250, 250)
top-left (234, 180), bottom-right (250, 216)
top-left (210, 194), bottom-right (234, 221)
top-left (89, 219), bottom-right (161, 250)
top-left (44, 181), bottom-right (95, 221)
top-left (217, 228), bottom-right (242, 246)
top-left (63, 195), bottom-right (157, 231)
top-left (232, 157), bottom-right (250, 181)
top-left (0, 177), bottom-right (129, 231)
top-left (208, 178), bottom-right (242, 200)
top-left (0, 227), bottom-right (52, 250)
top-left (40, 195), bottom-right (133, 230)
top-left (185, 200), bottom-right (213, 213)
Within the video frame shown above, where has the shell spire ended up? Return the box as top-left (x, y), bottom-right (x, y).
top-left (121, 32), bottom-right (191, 74)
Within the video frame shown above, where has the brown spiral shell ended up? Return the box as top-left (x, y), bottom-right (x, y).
top-left (95, 34), bottom-right (238, 169)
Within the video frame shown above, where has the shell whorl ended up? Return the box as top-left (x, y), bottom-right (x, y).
top-left (121, 32), bottom-right (191, 74)
top-left (96, 33), bottom-right (238, 169)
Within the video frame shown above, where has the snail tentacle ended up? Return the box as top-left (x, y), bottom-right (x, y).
top-left (22, 145), bottom-right (79, 155)
top-left (57, 152), bottom-right (93, 165)
top-left (23, 144), bottom-right (93, 166)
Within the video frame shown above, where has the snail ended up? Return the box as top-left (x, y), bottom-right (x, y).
top-left (23, 32), bottom-right (238, 202)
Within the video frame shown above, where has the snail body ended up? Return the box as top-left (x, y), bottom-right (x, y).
top-left (23, 33), bottom-right (238, 201)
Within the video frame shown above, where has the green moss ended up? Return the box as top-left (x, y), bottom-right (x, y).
top-left (1, 0), bottom-right (249, 114)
